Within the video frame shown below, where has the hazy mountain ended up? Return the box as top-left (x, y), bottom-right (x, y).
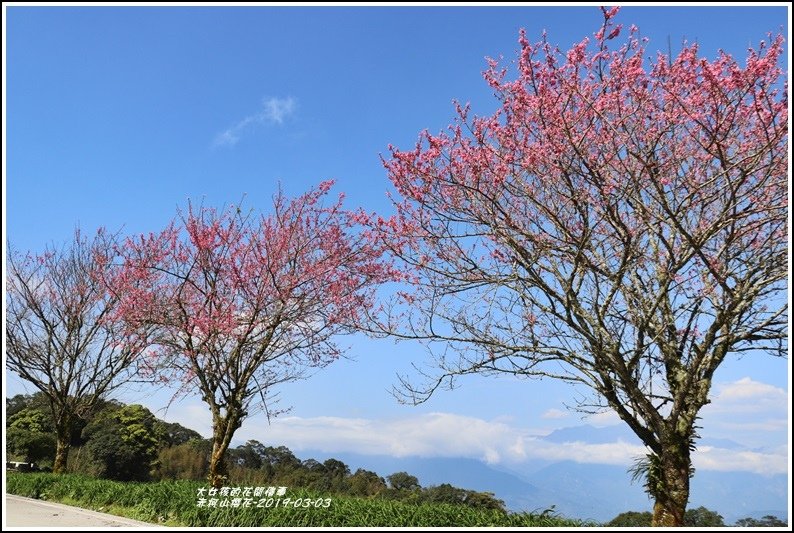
top-left (541, 424), bottom-right (641, 444)
top-left (298, 431), bottom-right (788, 524)
top-left (512, 459), bottom-right (787, 523)
top-left (686, 470), bottom-right (787, 523)
top-left (301, 451), bottom-right (580, 517)
top-left (301, 452), bottom-right (548, 503)
top-left (541, 424), bottom-right (748, 451)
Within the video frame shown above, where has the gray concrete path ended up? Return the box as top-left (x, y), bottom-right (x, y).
top-left (5, 494), bottom-right (159, 527)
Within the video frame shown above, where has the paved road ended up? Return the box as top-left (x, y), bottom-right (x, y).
top-left (5, 494), bottom-right (158, 527)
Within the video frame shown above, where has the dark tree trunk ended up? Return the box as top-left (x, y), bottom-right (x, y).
top-left (51, 408), bottom-right (78, 474)
top-left (53, 433), bottom-right (70, 474)
top-left (651, 434), bottom-right (691, 527)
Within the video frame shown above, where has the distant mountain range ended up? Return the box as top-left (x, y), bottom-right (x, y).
top-left (299, 424), bottom-right (788, 524)
top-left (540, 423), bottom-right (761, 451)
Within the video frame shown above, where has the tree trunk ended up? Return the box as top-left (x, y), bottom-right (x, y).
top-left (208, 439), bottom-right (230, 489)
top-left (208, 412), bottom-right (240, 488)
top-left (53, 434), bottom-right (70, 474)
top-left (651, 435), bottom-right (691, 527)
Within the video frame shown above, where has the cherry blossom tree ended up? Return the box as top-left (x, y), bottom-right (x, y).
top-left (370, 8), bottom-right (787, 526)
top-left (6, 229), bottom-right (151, 473)
top-left (114, 182), bottom-right (391, 487)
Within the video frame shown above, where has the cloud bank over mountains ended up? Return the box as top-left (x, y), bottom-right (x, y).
top-left (155, 377), bottom-right (787, 476)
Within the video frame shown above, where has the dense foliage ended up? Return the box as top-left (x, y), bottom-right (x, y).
top-left (6, 473), bottom-right (588, 527)
top-left (608, 507), bottom-right (727, 527)
top-left (734, 515), bottom-right (788, 527)
top-left (6, 394), bottom-right (504, 512)
top-left (608, 508), bottom-right (787, 527)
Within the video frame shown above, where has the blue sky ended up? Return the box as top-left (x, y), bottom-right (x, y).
top-left (4, 5), bottom-right (789, 476)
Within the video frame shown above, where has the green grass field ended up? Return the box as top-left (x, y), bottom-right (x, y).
top-left (7, 472), bottom-right (593, 527)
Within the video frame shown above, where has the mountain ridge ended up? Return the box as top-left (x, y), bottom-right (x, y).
top-left (296, 448), bottom-right (787, 523)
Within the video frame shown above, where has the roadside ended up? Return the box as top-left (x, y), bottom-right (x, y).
top-left (5, 494), bottom-right (159, 528)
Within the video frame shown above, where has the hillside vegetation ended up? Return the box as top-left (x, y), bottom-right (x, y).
top-left (6, 473), bottom-right (588, 527)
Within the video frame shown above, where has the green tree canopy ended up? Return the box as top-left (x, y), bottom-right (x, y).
top-left (684, 506), bottom-right (725, 527)
top-left (349, 469), bottom-right (387, 497)
top-left (735, 515), bottom-right (787, 527)
top-left (607, 511), bottom-right (653, 527)
top-left (6, 408), bottom-right (56, 465)
top-left (608, 507), bottom-right (725, 527)
top-left (83, 404), bottom-right (161, 481)
top-left (387, 472), bottom-right (421, 491)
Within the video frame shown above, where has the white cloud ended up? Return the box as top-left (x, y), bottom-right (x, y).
top-left (705, 377), bottom-right (787, 413)
top-left (708, 419), bottom-right (788, 433)
top-left (228, 410), bottom-right (786, 475)
top-left (586, 410), bottom-right (622, 427)
top-left (529, 439), bottom-right (647, 465)
top-left (262, 96), bottom-right (296, 124)
top-left (541, 408), bottom-right (569, 420)
top-left (143, 401), bottom-right (213, 438)
top-left (150, 376), bottom-right (788, 476)
top-left (213, 96), bottom-right (297, 147)
top-left (699, 377), bottom-right (788, 447)
top-left (213, 129), bottom-right (243, 147)
top-left (238, 412), bottom-right (522, 465)
top-left (693, 445), bottom-right (787, 476)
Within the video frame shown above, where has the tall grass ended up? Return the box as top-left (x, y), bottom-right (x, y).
top-left (7, 473), bottom-right (593, 527)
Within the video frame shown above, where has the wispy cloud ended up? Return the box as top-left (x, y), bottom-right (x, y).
top-left (541, 408), bottom-right (569, 420)
top-left (213, 96), bottom-right (297, 147)
top-left (262, 97), bottom-right (296, 124)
